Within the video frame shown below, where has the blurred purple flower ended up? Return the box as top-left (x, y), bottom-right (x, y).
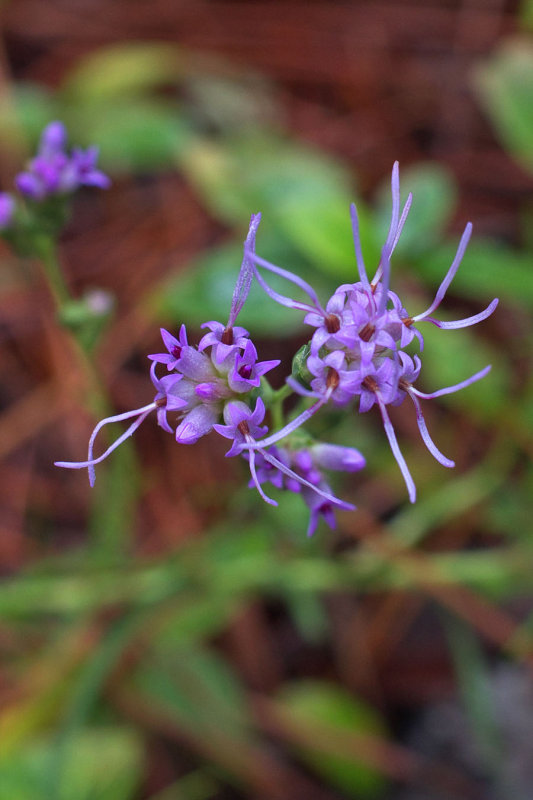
top-left (0, 193), bottom-right (15, 229)
top-left (15, 121), bottom-right (110, 200)
top-left (246, 441), bottom-right (364, 535)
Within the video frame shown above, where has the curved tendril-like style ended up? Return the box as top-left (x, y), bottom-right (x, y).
top-left (244, 399), bottom-right (326, 451)
top-left (412, 223), bottom-right (472, 322)
top-left (375, 392), bottom-right (416, 503)
top-left (247, 249), bottom-right (327, 315)
top-left (247, 445), bottom-right (278, 506)
top-left (407, 391), bottom-right (455, 468)
top-left (410, 365), bottom-right (492, 400)
top-left (259, 449), bottom-right (355, 511)
top-left (423, 299), bottom-right (499, 330)
top-left (349, 202), bottom-right (371, 292)
top-left (54, 403), bottom-right (156, 487)
top-left (389, 193), bottom-right (413, 256)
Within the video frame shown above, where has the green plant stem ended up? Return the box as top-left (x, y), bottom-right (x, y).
top-left (38, 237), bottom-right (109, 418)
top-left (269, 383), bottom-right (292, 431)
top-left (36, 235), bottom-right (71, 308)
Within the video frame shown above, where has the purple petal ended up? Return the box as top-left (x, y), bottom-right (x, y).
top-left (228, 212), bottom-right (261, 326)
top-left (311, 443), bottom-right (366, 472)
top-left (41, 121), bottom-right (67, 153)
top-left (15, 172), bottom-right (44, 199)
top-left (175, 405), bottom-right (219, 444)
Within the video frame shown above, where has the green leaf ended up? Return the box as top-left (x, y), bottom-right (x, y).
top-left (276, 681), bottom-right (388, 799)
top-left (76, 100), bottom-right (190, 171)
top-left (0, 84), bottom-right (56, 147)
top-left (0, 728), bottom-right (142, 800)
top-left (245, 143), bottom-right (364, 276)
top-left (145, 237), bottom-right (306, 336)
top-left (444, 616), bottom-right (503, 777)
top-left (184, 73), bottom-right (280, 133)
top-left (472, 39), bottom-right (533, 172)
top-left (521, 0), bottom-right (533, 32)
top-left (181, 134), bottom-right (376, 277)
top-left (61, 42), bottom-right (182, 103)
top-left (132, 644), bottom-right (252, 742)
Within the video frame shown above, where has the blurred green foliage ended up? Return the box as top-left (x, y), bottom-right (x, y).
top-left (1, 33), bottom-right (533, 800)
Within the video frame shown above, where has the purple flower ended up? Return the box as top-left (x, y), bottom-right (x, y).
top-left (0, 193), bottom-right (15, 230)
top-left (150, 362), bottom-right (187, 434)
top-left (215, 398), bottom-right (356, 515)
top-left (244, 440), bottom-right (363, 535)
top-left (148, 326), bottom-right (189, 371)
top-left (15, 121), bottom-right (110, 200)
top-left (198, 320), bottom-right (250, 365)
top-left (309, 443), bottom-right (366, 472)
top-left (227, 339), bottom-right (280, 393)
top-left (246, 162), bottom-right (498, 503)
top-left (214, 397), bottom-right (269, 457)
top-left (70, 146), bottom-right (110, 190)
top-left (306, 350), bottom-right (359, 406)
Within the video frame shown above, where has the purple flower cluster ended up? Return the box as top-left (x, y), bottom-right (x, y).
top-left (15, 121), bottom-right (110, 201)
top-left (56, 214), bottom-right (356, 534)
top-left (247, 162), bottom-right (498, 502)
top-left (55, 162), bottom-right (498, 534)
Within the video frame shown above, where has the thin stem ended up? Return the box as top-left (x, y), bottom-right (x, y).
top-left (36, 235), bottom-right (71, 307)
top-left (269, 383), bottom-right (293, 431)
top-left (38, 237), bottom-right (109, 418)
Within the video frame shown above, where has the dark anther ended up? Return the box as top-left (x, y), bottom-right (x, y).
top-left (362, 376), bottom-right (379, 393)
top-left (171, 345), bottom-right (182, 359)
top-left (326, 368), bottom-right (340, 390)
top-left (237, 420), bottom-right (250, 436)
top-left (325, 314), bottom-right (341, 334)
top-left (221, 326), bottom-right (234, 345)
top-left (399, 378), bottom-right (410, 392)
top-left (401, 317), bottom-right (414, 328)
top-left (238, 365), bottom-right (252, 379)
top-left (359, 322), bottom-right (375, 342)
top-left (155, 397), bottom-right (167, 408)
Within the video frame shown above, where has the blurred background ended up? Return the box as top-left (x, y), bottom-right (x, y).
top-left (1, 1), bottom-right (533, 798)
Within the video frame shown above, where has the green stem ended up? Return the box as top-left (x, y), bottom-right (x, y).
top-left (38, 236), bottom-right (135, 556)
top-left (269, 382), bottom-right (292, 431)
top-left (35, 236), bottom-right (71, 307)
top-left (37, 237), bottom-right (108, 418)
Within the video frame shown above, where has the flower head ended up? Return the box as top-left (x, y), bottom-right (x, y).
top-left (16, 121), bottom-right (110, 200)
top-left (246, 162), bottom-right (498, 502)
